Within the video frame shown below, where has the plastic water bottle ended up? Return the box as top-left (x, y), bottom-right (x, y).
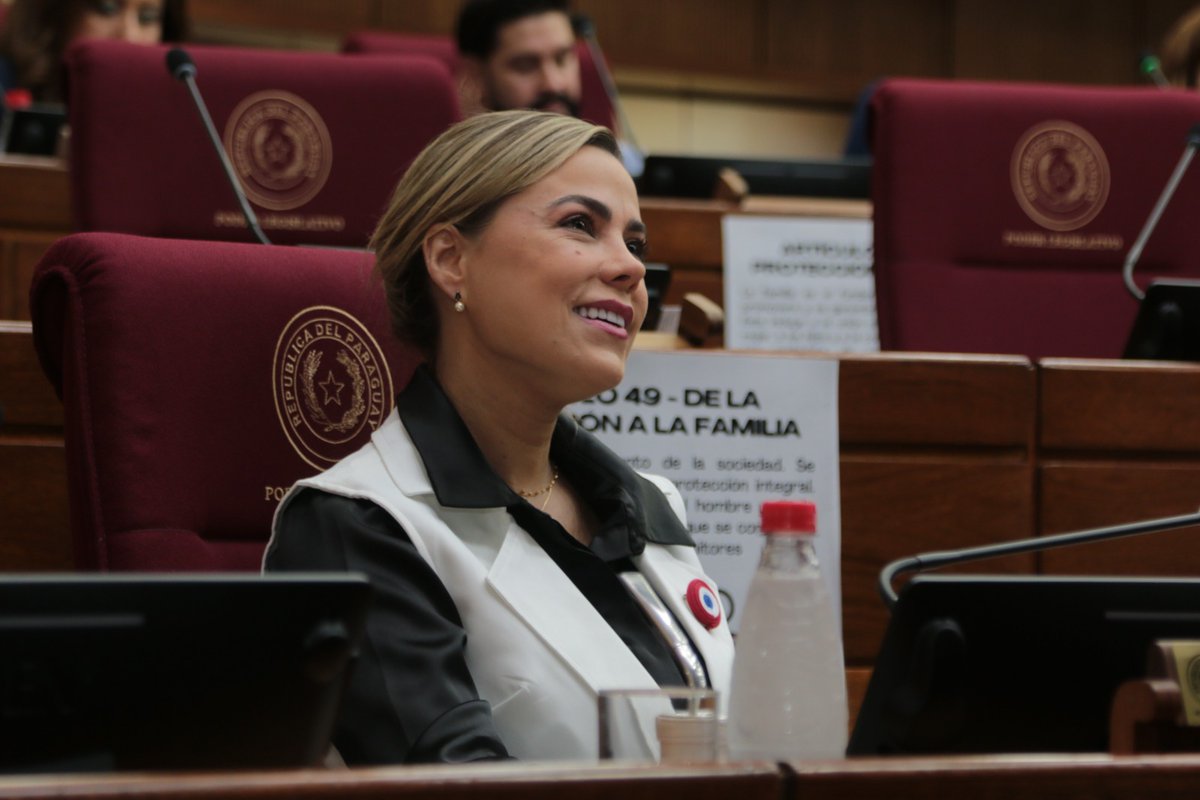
top-left (726, 500), bottom-right (848, 760)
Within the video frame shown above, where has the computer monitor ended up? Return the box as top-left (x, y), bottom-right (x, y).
top-left (0, 573), bottom-right (370, 772)
top-left (637, 155), bottom-right (871, 200)
top-left (848, 575), bottom-right (1200, 755)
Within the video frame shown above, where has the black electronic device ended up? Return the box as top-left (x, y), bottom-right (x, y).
top-left (1120, 125), bottom-right (1200, 360)
top-left (641, 262), bottom-right (671, 331)
top-left (848, 574), bottom-right (1200, 755)
top-left (637, 154), bottom-right (871, 200)
top-left (0, 573), bottom-right (370, 773)
top-left (1123, 279), bottom-right (1200, 359)
top-left (0, 105), bottom-right (66, 156)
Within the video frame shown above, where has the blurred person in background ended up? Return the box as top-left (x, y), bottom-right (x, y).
top-left (456, 0), bottom-right (581, 117)
top-left (0, 0), bottom-right (187, 102)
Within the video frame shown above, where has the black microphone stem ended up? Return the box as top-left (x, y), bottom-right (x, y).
top-left (176, 66), bottom-right (271, 246)
top-left (879, 507), bottom-right (1200, 610)
top-left (575, 16), bottom-right (641, 159)
top-left (1122, 125), bottom-right (1200, 301)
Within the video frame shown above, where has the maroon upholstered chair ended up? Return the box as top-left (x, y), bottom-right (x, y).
top-left (30, 233), bottom-right (420, 571)
top-left (66, 39), bottom-right (460, 247)
top-left (343, 31), bottom-right (460, 71)
top-left (342, 29), bottom-right (617, 131)
top-left (871, 77), bottom-right (1200, 359)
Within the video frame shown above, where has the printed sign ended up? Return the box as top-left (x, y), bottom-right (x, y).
top-left (569, 349), bottom-right (841, 632)
top-left (723, 215), bottom-right (878, 353)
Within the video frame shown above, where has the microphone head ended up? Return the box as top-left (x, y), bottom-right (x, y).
top-left (571, 13), bottom-right (595, 38)
top-left (166, 47), bottom-right (195, 80)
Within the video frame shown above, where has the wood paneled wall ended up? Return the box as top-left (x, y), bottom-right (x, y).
top-left (189, 0), bottom-right (1200, 103)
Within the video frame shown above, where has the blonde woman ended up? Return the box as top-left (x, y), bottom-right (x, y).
top-left (264, 111), bottom-right (734, 764)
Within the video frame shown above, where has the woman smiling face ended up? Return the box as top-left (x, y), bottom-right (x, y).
top-left (432, 144), bottom-right (648, 407)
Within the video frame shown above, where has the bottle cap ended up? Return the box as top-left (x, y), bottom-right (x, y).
top-left (760, 500), bottom-right (816, 535)
top-left (4, 89), bottom-right (32, 110)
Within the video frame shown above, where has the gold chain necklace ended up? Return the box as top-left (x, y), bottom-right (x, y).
top-left (516, 464), bottom-right (559, 511)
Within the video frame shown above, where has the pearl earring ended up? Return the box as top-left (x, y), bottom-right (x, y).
top-left (453, 292), bottom-right (465, 313)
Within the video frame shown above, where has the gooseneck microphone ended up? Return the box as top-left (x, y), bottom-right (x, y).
top-left (879, 507), bottom-right (1200, 609)
top-left (572, 14), bottom-right (644, 177)
top-left (1121, 124), bottom-right (1200, 300)
top-left (165, 47), bottom-right (271, 246)
top-left (1140, 52), bottom-right (1171, 88)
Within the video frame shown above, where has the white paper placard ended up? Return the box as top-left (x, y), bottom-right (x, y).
top-left (723, 215), bottom-right (879, 353)
top-left (568, 349), bottom-right (841, 632)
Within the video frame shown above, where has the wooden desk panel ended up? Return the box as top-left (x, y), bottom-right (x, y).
top-left (1, 231), bottom-right (61, 320)
top-left (0, 156), bottom-right (71, 322)
top-left (0, 321), bottom-right (62, 429)
top-left (840, 353), bottom-right (1034, 448)
top-left (4, 755), bottom-right (1200, 800)
top-left (838, 353), bottom-right (1036, 663)
top-left (1038, 358), bottom-right (1200, 576)
top-left (0, 761), bottom-right (783, 800)
top-left (1039, 464), bottom-right (1200, 575)
top-left (841, 458), bottom-right (1033, 664)
top-left (0, 441), bottom-right (71, 570)
top-left (641, 199), bottom-right (731, 272)
top-left (790, 754), bottom-right (1200, 800)
top-left (0, 155), bottom-right (71, 231)
top-left (1040, 358), bottom-right (1200, 453)
top-left (0, 322), bottom-right (70, 570)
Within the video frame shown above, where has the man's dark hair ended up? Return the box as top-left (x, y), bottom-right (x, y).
top-left (456, 0), bottom-right (572, 60)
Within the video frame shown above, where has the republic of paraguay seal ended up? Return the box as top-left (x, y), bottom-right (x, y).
top-left (224, 90), bottom-right (332, 211)
top-left (1010, 120), bottom-right (1110, 232)
top-left (273, 306), bottom-right (392, 470)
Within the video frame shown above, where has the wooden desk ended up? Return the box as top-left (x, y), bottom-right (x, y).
top-left (2, 755), bottom-right (1200, 800)
top-left (838, 352), bottom-right (1036, 666)
top-left (0, 321), bottom-right (70, 570)
top-left (640, 197), bottom-right (871, 309)
top-left (1038, 358), bottom-right (1200, 576)
top-left (0, 760), bottom-right (782, 800)
top-left (788, 754), bottom-right (1200, 799)
top-left (0, 155), bottom-right (71, 321)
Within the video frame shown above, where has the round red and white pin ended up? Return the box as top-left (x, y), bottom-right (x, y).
top-left (686, 579), bottom-right (722, 629)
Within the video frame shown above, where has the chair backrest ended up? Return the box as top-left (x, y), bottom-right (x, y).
top-left (342, 29), bottom-right (617, 131)
top-left (871, 77), bottom-right (1200, 359)
top-left (66, 39), bottom-right (460, 247)
top-left (30, 232), bottom-right (421, 571)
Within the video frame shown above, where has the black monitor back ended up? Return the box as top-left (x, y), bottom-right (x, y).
top-left (0, 105), bottom-right (66, 156)
top-left (848, 575), bottom-right (1200, 755)
top-left (637, 154), bottom-right (871, 199)
top-left (0, 573), bottom-right (370, 772)
top-left (1123, 280), bottom-right (1200, 360)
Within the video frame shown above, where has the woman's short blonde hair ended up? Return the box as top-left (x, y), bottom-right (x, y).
top-left (370, 110), bottom-right (619, 357)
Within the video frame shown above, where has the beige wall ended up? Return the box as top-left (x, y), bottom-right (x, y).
top-left (623, 91), bottom-right (850, 160)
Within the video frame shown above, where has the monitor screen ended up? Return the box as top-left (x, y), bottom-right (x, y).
top-left (0, 573), bottom-right (370, 773)
top-left (848, 575), bottom-right (1200, 755)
